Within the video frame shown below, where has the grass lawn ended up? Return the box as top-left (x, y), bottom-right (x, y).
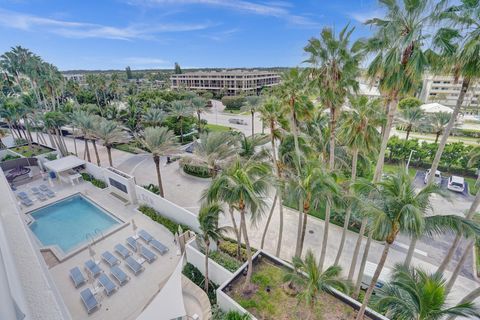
top-left (396, 129), bottom-right (480, 146)
top-left (223, 109), bottom-right (246, 115)
top-left (11, 145), bottom-right (52, 157)
top-left (228, 259), bottom-right (357, 320)
top-left (204, 124), bottom-right (232, 132)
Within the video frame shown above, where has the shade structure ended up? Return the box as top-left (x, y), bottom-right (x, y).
top-left (137, 255), bottom-right (186, 320)
top-left (420, 103), bottom-right (453, 114)
top-left (43, 155), bottom-right (86, 174)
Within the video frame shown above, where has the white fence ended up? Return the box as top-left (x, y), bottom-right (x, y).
top-left (185, 240), bottom-right (233, 286)
top-left (84, 162), bottom-right (107, 181)
top-left (135, 185), bottom-right (201, 233)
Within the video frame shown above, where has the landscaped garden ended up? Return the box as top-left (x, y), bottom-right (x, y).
top-left (10, 144), bottom-right (53, 157)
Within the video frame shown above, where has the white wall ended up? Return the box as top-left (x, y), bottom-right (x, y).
top-left (136, 186), bottom-right (201, 233)
top-left (185, 240), bottom-right (233, 286)
top-left (84, 162), bottom-right (106, 181)
top-left (103, 168), bottom-right (138, 204)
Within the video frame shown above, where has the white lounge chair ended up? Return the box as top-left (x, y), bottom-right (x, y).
top-left (98, 273), bottom-right (117, 296)
top-left (115, 244), bottom-right (131, 259)
top-left (69, 267), bottom-right (86, 288)
top-left (125, 256), bottom-right (144, 275)
top-left (80, 288), bottom-right (99, 314)
top-left (140, 246), bottom-right (157, 263)
top-left (101, 251), bottom-right (120, 267)
top-left (85, 259), bottom-right (102, 277)
top-left (111, 266), bottom-right (129, 286)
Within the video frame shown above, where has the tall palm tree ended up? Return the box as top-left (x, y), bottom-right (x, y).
top-left (448, 287), bottom-right (480, 320)
top-left (197, 202), bottom-right (229, 292)
top-left (142, 108), bottom-right (165, 128)
top-left (423, 112), bottom-right (453, 143)
top-left (191, 96), bottom-right (206, 133)
top-left (169, 100), bottom-right (193, 143)
top-left (396, 107), bottom-right (425, 140)
top-left (337, 96), bottom-right (383, 268)
top-left (242, 95), bottom-right (262, 137)
top-left (71, 110), bottom-right (93, 162)
top-left (138, 126), bottom-right (178, 198)
top-left (94, 119), bottom-right (129, 167)
top-left (283, 250), bottom-right (350, 315)
top-left (352, 0), bottom-right (439, 298)
top-left (355, 169), bottom-right (458, 319)
top-left (427, 0), bottom-right (480, 184)
top-left (374, 264), bottom-right (480, 320)
top-left (258, 97), bottom-right (287, 256)
top-left (190, 132), bottom-right (237, 177)
top-left (203, 158), bottom-right (270, 290)
top-left (304, 24), bottom-right (361, 270)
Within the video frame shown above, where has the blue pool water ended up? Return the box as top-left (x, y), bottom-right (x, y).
top-left (29, 194), bottom-right (120, 253)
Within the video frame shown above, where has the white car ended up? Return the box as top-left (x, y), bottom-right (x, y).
top-left (447, 176), bottom-right (465, 193)
top-left (361, 261), bottom-right (392, 292)
top-left (424, 169), bottom-right (442, 185)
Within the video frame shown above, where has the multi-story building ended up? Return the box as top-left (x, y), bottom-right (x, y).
top-left (419, 74), bottom-right (480, 114)
top-left (62, 73), bottom-right (85, 84)
top-left (170, 70), bottom-right (281, 96)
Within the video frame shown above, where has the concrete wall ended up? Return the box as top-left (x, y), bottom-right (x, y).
top-left (103, 167), bottom-right (138, 204)
top-left (185, 239), bottom-right (233, 286)
top-left (136, 185), bottom-right (201, 233)
top-left (84, 162), bottom-right (107, 181)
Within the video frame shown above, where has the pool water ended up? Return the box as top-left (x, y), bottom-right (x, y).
top-left (29, 194), bottom-right (120, 253)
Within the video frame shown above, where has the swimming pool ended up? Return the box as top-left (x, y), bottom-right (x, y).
top-left (29, 194), bottom-right (120, 254)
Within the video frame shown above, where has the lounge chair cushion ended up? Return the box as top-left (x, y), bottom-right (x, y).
top-left (101, 251), bottom-right (119, 267)
top-left (80, 288), bottom-right (98, 314)
top-left (125, 256), bottom-right (143, 275)
top-left (115, 244), bottom-right (131, 259)
top-left (98, 273), bottom-right (117, 296)
top-left (138, 229), bottom-right (154, 242)
top-left (85, 259), bottom-right (102, 277)
top-left (150, 239), bottom-right (169, 255)
top-left (111, 266), bottom-right (129, 286)
top-left (140, 246), bottom-right (157, 263)
top-left (69, 267), bottom-right (86, 288)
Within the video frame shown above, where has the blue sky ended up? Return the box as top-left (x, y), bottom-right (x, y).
top-left (0, 0), bottom-right (382, 70)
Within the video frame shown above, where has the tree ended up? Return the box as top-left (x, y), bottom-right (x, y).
top-left (242, 95), bottom-right (262, 137)
top-left (142, 108), bottom-right (166, 128)
top-left (191, 96), bottom-right (207, 133)
top-left (174, 62), bottom-right (182, 74)
top-left (138, 126), bottom-right (178, 197)
top-left (94, 119), bottom-right (129, 167)
top-left (423, 112), bottom-right (452, 143)
top-left (427, 0), bottom-right (480, 184)
top-left (0, 129), bottom-right (6, 149)
top-left (398, 96), bottom-right (422, 110)
top-left (304, 24), bottom-right (361, 270)
top-left (397, 107), bottom-right (425, 140)
top-left (125, 66), bottom-right (133, 80)
top-left (355, 169), bottom-right (451, 319)
top-left (197, 202), bottom-right (229, 292)
top-left (71, 110), bottom-right (93, 162)
top-left (336, 96), bottom-right (383, 268)
top-left (283, 250), bottom-right (350, 314)
top-left (169, 100), bottom-right (193, 143)
top-left (374, 264), bottom-right (480, 320)
top-left (203, 158), bottom-right (270, 290)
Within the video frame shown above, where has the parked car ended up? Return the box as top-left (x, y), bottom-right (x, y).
top-left (228, 118), bottom-right (247, 125)
top-left (424, 169), bottom-right (442, 185)
top-left (447, 175), bottom-right (465, 193)
top-left (361, 261), bottom-right (392, 292)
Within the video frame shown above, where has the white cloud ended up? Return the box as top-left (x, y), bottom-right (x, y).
top-left (202, 28), bottom-right (240, 41)
top-left (129, 0), bottom-right (319, 27)
top-left (348, 9), bottom-right (383, 24)
top-left (0, 9), bottom-right (212, 40)
top-left (120, 57), bottom-right (170, 65)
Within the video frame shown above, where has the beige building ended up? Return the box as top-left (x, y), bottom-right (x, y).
top-left (419, 74), bottom-right (480, 114)
top-left (170, 70), bottom-right (280, 96)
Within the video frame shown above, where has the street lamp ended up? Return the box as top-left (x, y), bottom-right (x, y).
top-left (406, 149), bottom-right (416, 171)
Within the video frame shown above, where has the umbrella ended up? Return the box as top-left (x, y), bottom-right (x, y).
top-left (132, 219), bottom-right (138, 236)
top-left (88, 243), bottom-right (96, 261)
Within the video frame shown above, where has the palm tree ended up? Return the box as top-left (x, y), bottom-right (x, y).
top-left (355, 170), bottom-right (450, 319)
top-left (374, 264), bottom-right (480, 320)
top-left (94, 119), bottom-right (129, 167)
top-left (304, 24), bottom-right (361, 270)
top-left (237, 133), bottom-right (268, 160)
top-left (283, 250), bottom-right (350, 315)
top-left (448, 287), bottom-right (480, 320)
top-left (138, 126), bottom-right (178, 198)
top-left (142, 108), bottom-right (165, 128)
top-left (242, 95), bottom-right (262, 137)
top-left (258, 97), bottom-right (287, 256)
top-left (0, 129), bottom-right (7, 149)
top-left (337, 96), bottom-right (383, 268)
top-left (169, 100), bottom-right (193, 143)
top-left (71, 110), bottom-right (93, 162)
top-left (396, 107), bottom-right (425, 140)
top-left (191, 96), bottom-right (206, 133)
top-left (203, 158), bottom-right (270, 290)
top-left (427, 0), bottom-right (480, 184)
top-left (190, 132), bottom-right (237, 177)
top-left (423, 112), bottom-right (453, 143)
top-left (197, 202), bottom-right (229, 292)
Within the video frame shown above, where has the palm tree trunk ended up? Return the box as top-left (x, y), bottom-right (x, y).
top-left (435, 132), bottom-right (440, 143)
top-left (91, 140), bottom-right (101, 166)
top-left (240, 208), bottom-right (253, 290)
top-left (84, 139), bottom-right (91, 162)
top-left (180, 118), bottom-right (184, 143)
top-left (404, 236), bottom-right (417, 268)
top-left (428, 78), bottom-right (470, 185)
top-left (437, 188), bottom-right (480, 274)
top-left (355, 241), bottom-right (392, 320)
top-left (276, 198), bottom-right (284, 257)
top-left (289, 100), bottom-right (302, 173)
top-left (445, 239), bottom-right (474, 294)
top-left (335, 148), bottom-right (358, 266)
top-left (406, 127), bottom-right (411, 140)
top-left (228, 206), bottom-right (242, 259)
top-left (204, 241), bottom-right (210, 293)
top-left (446, 287), bottom-right (480, 320)
top-left (260, 192), bottom-right (277, 249)
top-left (294, 197), bottom-right (304, 257)
top-left (107, 146), bottom-right (113, 167)
top-left (251, 111), bottom-right (254, 137)
top-left (299, 202), bottom-right (309, 257)
top-left (318, 202), bottom-right (331, 271)
top-left (47, 131), bottom-right (56, 149)
top-left (153, 155), bottom-right (165, 197)
top-left (72, 127), bottom-right (78, 157)
top-left (354, 228), bottom-right (374, 299)
top-left (197, 111), bottom-right (202, 133)
top-left (7, 122), bottom-right (17, 140)
top-left (348, 217), bottom-right (368, 280)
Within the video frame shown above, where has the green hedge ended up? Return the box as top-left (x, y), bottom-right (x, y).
top-left (182, 163), bottom-right (212, 178)
top-left (182, 262), bottom-right (218, 304)
top-left (1, 154), bottom-right (21, 162)
top-left (138, 205), bottom-right (190, 234)
top-left (218, 238), bottom-right (256, 262)
top-left (209, 250), bottom-right (242, 272)
top-left (80, 173), bottom-right (107, 189)
top-left (221, 96), bottom-right (245, 110)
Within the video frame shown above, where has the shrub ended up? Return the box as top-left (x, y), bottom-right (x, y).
top-left (218, 238), bottom-right (256, 262)
top-left (80, 173), bottom-right (107, 189)
top-left (221, 96), bottom-right (245, 110)
top-left (398, 97), bottom-right (422, 110)
top-left (182, 262), bottom-right (218, 304)
top-left (209, 250), bottom-right (242, 272)
top-left (45, 153), bottom-right (58, 161)
top-left (182, 162), bottom-right (212, 178)
top-left (143, 184), bottom-right (160, 195)
top-left (138, 205), bottom-right (190, 234)
top-left (14, 138), bottom-right (28, 146)
top-left (1, 154), bottom-right (21, 162)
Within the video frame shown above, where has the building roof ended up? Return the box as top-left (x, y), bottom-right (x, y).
top-left (44, 156), bottom-right (86, 173)
top-left (171, 70), bottom-right (279, 76)
top-left (420, 103), bottom-right (453, 114)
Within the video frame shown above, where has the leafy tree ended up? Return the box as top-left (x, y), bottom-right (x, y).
top-left (398, 96), bottom-right (422, 110)
top-left (94, 119), bottom-right (129, 167)
top-left (125, 66), bottom-right (133, 79)
top-left (396, 107), bottom-right (425, 140)
top-left (241, 95), bottom-right (263, 137)
top-left (174, 62), bottom-right (182, 74)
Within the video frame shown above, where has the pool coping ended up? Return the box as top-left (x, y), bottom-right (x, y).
top-left (26, 192), bottom-right (130, 263)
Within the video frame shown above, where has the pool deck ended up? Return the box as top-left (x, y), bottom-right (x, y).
top-left (14, 178), bottom-right (184, 320)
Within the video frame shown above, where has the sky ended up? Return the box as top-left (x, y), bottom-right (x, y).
top-left (0, 0), bottom-right (382, 71)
